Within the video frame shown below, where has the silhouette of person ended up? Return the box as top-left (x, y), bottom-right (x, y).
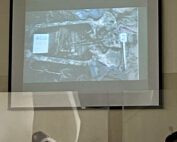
top-left (166, 131), bottom-right (177, 142)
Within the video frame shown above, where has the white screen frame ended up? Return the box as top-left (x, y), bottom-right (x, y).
top-left (9, 0), bottom-right (161, 109)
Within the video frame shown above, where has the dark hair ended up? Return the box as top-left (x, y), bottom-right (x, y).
top-left (32, 131), bottom-right (48, 142)
top-left (166, 132), bottom-right (177, 142)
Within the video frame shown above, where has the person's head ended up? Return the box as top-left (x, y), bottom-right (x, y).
top-left (166, 131), bottom-right (177, 142)
top-left (32, 131), bottom-right (56, 142)
top-left (32, 131), bottom-right (48, 142)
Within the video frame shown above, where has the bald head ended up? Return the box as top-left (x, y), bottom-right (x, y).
top-left (32, 131), bottom-right (48, 142)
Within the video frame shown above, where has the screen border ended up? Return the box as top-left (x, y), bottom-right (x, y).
top-left (8, 0), bottom-right (162, 110)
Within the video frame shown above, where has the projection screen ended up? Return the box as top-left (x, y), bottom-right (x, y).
top-left (9, 0), bottom-right (160, 108)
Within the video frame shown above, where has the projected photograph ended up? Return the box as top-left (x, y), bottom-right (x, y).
top-left (24, 8), bottom-right (139, 83)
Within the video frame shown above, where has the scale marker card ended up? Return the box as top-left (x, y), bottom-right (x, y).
top-left (33, 34), bottom-right (49, 53)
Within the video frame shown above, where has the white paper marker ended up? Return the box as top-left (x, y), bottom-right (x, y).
top-left (120, 33), bottom-right (128, 70)
top-left (33, 34), bottom-right (49, 54)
